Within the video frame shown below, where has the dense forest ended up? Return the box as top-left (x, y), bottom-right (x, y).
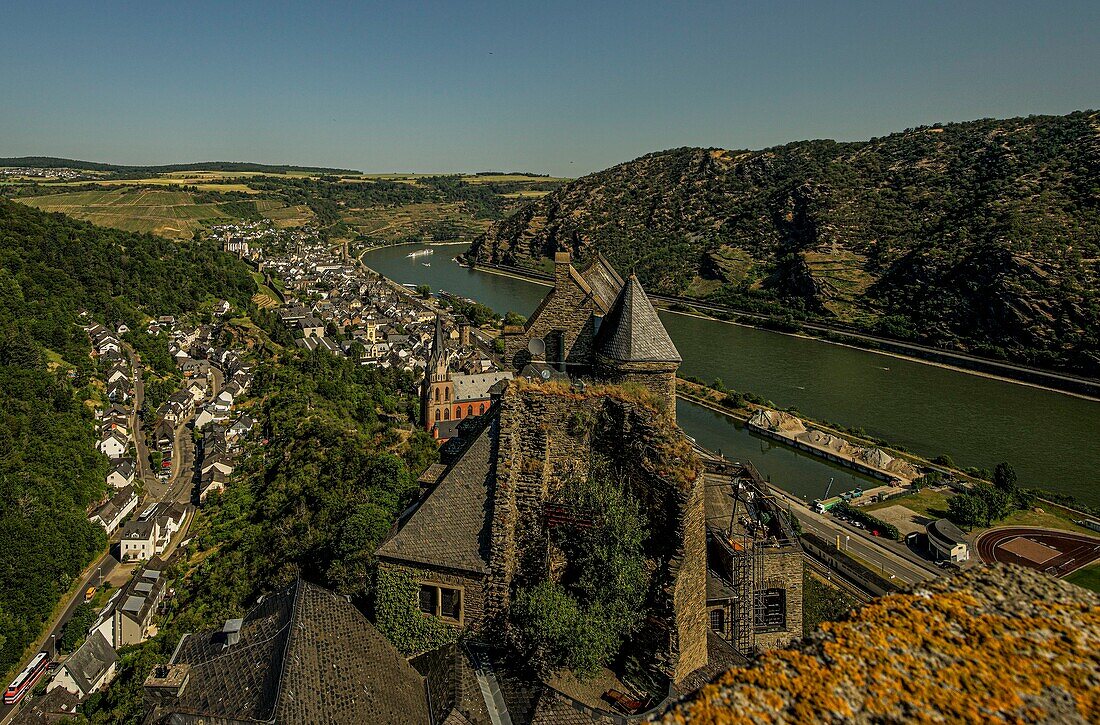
top-left (83, 350), bottom-right (436, 722)
top-left (470, 111), bottom-right (1100, 374)
top-left (0, 199), bottom-right (256, 679)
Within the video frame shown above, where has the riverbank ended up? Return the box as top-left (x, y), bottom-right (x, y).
top-left (680, 378), bottom-right (1099, 532)
top-left (463, 259), bottom-right (1100, 401)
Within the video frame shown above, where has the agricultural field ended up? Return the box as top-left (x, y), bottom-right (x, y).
top-left (16, 188), bottom-right (311, 239)
top-left (341, 201), bottom-right (492, 242)
top-left (253, 199), bottom-right (315, 228)
top-left (18, 188), bottom-right (236, 238)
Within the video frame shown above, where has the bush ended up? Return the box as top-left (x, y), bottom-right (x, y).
top-left (834, 501), bottom-right (900, 540)
top-left (509, 462), bottom-right (649, 677)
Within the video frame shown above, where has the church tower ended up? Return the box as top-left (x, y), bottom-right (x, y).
top-left (421, 315), bottom-right (454, 435)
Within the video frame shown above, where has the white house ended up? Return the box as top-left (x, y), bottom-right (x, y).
top-left (98, 432), bottom-right (129, 460)
top-left (926, 518), bottom-right (970, 562)
top-left (106, 458), bottom-right (136, 488)
top-left (89, 486), bottom-right (138, 535)
top-left (47, 632), bottom-right (117, 700)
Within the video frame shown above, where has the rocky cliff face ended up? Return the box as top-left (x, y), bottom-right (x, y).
top-left (470, 112), bottom-right (1100, 373)
top-left (659, 565), bottom-right (1099, 724)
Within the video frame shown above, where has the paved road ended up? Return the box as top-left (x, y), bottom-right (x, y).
top-left (768, 485), bottom-right (938, 586)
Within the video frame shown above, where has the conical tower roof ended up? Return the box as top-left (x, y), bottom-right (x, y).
top-left (595, 275), bottom-right (681, 363)
top-left (429, 314), bottom-right (446, 363)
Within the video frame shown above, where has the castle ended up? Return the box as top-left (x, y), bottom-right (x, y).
top-left (500, 251), bottom-right (682, 414)
top-left (381, 251), bottom-right (804, 719)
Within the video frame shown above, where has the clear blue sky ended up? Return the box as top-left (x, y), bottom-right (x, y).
top-left (1, 0), bottom-right (1097, 176)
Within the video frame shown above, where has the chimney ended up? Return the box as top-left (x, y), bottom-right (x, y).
top-left (144, 663), bottom-right (191, 709)
top-left (554, 250), bottom-right (572, 288)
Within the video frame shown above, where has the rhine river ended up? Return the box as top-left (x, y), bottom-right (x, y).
top-left (365, 243), bottom-right (1100, 507)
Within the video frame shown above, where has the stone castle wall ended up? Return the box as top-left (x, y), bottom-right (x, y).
top-left (486, 384), bottom-right (708, 683)
top-left (379, 561), bottom-right (488, 633)
top-left (502, 259), bottom-right (601, 373)
top-left (595, 356), bottom-right (678, 417)
top-left (755, 545), bottom-right (804, 651)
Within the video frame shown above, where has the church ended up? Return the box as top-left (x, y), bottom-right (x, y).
top-left (421, 315), bottom-right (512, 440)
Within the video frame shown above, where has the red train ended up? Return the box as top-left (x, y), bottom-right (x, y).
top-left (4, 651), bottom-right (49, 705)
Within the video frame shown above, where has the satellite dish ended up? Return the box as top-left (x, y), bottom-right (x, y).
top-left (540, 369), bottom-right (551, 380)
top-left (527, 338), bottom-right (545, 357)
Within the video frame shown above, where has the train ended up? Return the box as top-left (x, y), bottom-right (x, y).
top-left (4, 651), bottom-right (49, 704)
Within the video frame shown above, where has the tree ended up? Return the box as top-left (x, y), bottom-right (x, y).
top-left (974, 483), bottom-right (1015, 524)
top-left (503, 311), bottom-right (527, 327)
top-left (415, 284), bottom-right (431, 299)
top-left (59, 603), bottom-right (96, 653)
top-left (993, 462), bottom-right (1018, 493)
top-left (948, 493), bottom-right (987, 530)
top-left (509, 461), bottom-right (650, 678)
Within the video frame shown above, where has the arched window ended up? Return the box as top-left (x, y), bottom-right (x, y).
top-left (435, 409), bottom-right (441, 421)
top-left (444, 409), bottom-right (450, 420)
top-left (467, 405), bottom-right (474, 417)
top-left (435, 388), bottom-right (440, 403)
top-left (479, 403), bottom-right (485, 414)
top-left (445, 388), bottom-right (450, 401)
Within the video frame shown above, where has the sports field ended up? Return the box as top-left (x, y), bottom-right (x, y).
top-left (975, 527), bottom-right (1100, 577)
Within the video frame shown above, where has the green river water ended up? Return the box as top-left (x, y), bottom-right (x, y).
top-left (364, 243), bottom-right (1100, 507)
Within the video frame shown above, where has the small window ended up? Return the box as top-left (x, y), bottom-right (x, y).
top-left (434, 388), bottom-right (440, 403)
top-left (440, 587), bottom-right (462, 620)
top-left (467, 405), bottom-right (474, 417)
top-left (418, 583), bottom-right (463, 623)
top-left (435, 409), bottom-right (441, 422)
top-left (709, 608), bottom-right (725, 634)
top-left (479, 404), bottom-right (485, 414)
top-left (444, 388), bottom-right (450, 401)
top-left (755, 588), bottom-right (787, 631)
top-left (418, 585), bottom-right (436, 615)
top-left (444, 409), bottom-right (449, 420)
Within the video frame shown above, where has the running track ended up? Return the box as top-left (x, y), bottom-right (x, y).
top-left (975, 527), bottom-right (1100, 577)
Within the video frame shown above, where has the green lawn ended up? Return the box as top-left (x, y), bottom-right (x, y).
top-left (866, 489), bottom-right (951, 520)
top-left (1066, 564), bottom-right (1100, 593)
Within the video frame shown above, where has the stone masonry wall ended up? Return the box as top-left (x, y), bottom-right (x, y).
top-left (502, 259), bottom-right (600, 372)
top-left (754, 545), bottom-right (804, 651)
top-left (595, 357), bottom-right (678, 419)
top-left (380, 561), bottom-right (488, 633)
top-left (486, 383), bottom-right (708, 683)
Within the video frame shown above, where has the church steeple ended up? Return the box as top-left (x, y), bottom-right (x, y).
top-left (422, 315), bottom-right (455, 436)
top-left (428, 315), bottom-right (449, 383)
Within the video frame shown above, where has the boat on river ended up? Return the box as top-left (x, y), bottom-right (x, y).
top-left (407, 249), bottom-right (434, 259)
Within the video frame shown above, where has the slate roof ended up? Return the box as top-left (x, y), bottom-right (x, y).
top-left (452, 371), bottom-right (514, 402)
top-left (62, 631), bottom-right (117, 695)
top-left (927, 518), bottom-right (968, 547)
top-left (375, 414), bottom-right (498, 574)
top-left (594, 276), bottom-right (681, 363)
top-left (412, 643), bottom-right (491, 725)
top-left (155, 579), bottom-right (428, 724)
top-left (580, 254), bottom-right (625, 314)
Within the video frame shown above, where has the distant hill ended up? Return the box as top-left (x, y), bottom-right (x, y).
top-left (0, 156), bottom-right (360, 175)
top-left (469, 111), bottom-right (1100, 374)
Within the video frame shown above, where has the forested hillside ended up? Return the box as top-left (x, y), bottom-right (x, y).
top-left (470, 111), bottom-right (1100, 374)
top-left (0, 199), bottom-right (255, 678)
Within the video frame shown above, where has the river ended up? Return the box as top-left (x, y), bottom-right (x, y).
top-left (364, 242), bottom-right (1100, 507)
